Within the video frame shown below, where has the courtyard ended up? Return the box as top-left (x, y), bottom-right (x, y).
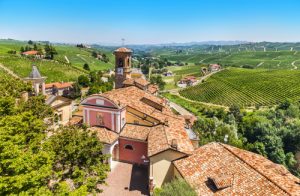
top-left (99, 161), bottom-right (149, 196)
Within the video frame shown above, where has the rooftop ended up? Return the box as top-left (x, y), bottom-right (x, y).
top-left (45, 82), bottom-right (73, 89)
top-left (174, 142), bottom-right (300, 196)
top-left (22, 50), bottom-right (39, 55)
top-left (89, 127), bottom-right (118, 145)
top-left (91, 86), bottom-right (195, 156)
top-left (114, 47), bottom-right (132, 53)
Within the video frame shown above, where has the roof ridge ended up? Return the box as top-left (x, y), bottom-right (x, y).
top-left (218, 143), bottom-right (292, 196)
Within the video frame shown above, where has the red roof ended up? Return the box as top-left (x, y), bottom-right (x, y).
top-left (45, 82), bottom-right (73, 89)
top-left (22, 50), bottom-right (39, 55)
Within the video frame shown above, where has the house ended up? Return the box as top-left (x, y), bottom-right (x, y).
top-left (80, 47), bottom-right (300, 194)
top-left (21, 50), bottom-right (44, 59)
top-left (163, 71), bottom-right (173, 76)
top-left (174, 142), bottom-right (300, 195)
top-left (45, 95), bottom-right (72, 125)
top-left (209, 64), bottom-right (221, 72)
top-left (45, 82), bottom-right (73, 96)
top-left (178, 75), bottom-right (197, 87)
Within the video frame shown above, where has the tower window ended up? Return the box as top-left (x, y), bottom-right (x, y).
top-left (124, 144), bottom-right (134, 150)
top-left (118, 58), bottom-right (123, 67)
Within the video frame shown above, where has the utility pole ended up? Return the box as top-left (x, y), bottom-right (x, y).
top-left (121, 38), bottom-right (125, 46)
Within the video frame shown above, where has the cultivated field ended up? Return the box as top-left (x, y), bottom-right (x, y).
top-left (162, 51), bottom-right (300, 70)
top-left (0, 39), bottom-right (114, 82)
top-left (179, 68), bottom-right (300, 107)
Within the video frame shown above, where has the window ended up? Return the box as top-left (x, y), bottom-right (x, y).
top-left (118, 58), bottom-right (123, 67)
top-left (96, 99), bottom-right (104, 105)
top-left (133, 120), bottom-right (139, 125)
top-left (124, 144), bottom-right (134, 150)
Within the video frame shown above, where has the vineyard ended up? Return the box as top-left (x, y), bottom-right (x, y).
top-left (0, 69), bottom-right (31, 98)
top-left (0, 56), bottom-right (84, 82)
top-left (179, 68), bottom-right (300, 107)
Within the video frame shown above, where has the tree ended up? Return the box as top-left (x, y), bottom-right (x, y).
top-left (20, 46), bottom-right (25, 53)
top-left (0, 96), bottom-right (15, 116)
top-left (83, 63), bottom-right (90, 71)
top-left (0, 112), bottom-right (53, 195)
top-left (44, 44), bottom-right (57, 59)
top-left (78, 75), bottom-right (90, 87)
top-left (28, 40), bottom-right (33, 45)
top-left (154, 178), bottom-right (197, 196)
top-left (150, 75), bottom-right (166, 90)
top-left (18, 95), bottom-right (53, 119)
top-left (91, 51), bottom-right (98, 58)
top-left (44, 126), bottom-right (109, 194)
top-left (68, 82), bottom-right (82, 99)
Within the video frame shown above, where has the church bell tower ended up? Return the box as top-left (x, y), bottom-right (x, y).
top-left (114, 47), bottom-right (132, 89)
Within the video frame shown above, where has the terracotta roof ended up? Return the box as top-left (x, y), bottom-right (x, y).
top-left (89, 127), bottom-right (118, 145)
top-left (68, 116), bottom-right (83, 126)
top-left (123, 78), bottom-right (150, 87)
top-left (22, 50), bottom-right (39, 55)
top-left (120, 124), bottom-right (151, 141)
top-left (94, 86), bottom-right (194, 156)
top-left (147, 84), bottom-right (159, 94)
top-left (114, 47), bottom-right (132, 53)
top-left (123, 78), bottom-right (135, 85)
top-left (174, 142), bottom-right (300, 196)
top-left (134, 78), bottom-right (150, 86)
top-left (45, 82), bottom-right (73, 89)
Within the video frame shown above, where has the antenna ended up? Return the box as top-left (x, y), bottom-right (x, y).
top-left (121, 38), bottom-right (125, 46)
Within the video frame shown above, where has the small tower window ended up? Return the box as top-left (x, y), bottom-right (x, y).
top-left (118, 58), bottom-right (123, 67)
top-left (124, 144), bottom-right (134, 150)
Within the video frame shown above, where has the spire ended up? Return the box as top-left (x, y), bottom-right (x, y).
top-left (28, 65), bottom-right (42, 79)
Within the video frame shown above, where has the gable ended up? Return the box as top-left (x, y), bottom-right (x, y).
top-left (81, 96), bottom-right (118, 108)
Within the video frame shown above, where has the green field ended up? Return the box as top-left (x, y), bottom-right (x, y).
top-left (179, 68), bottom-right (300, 107)
top-left (0, 39), bottom-right (114, 82)
top-left (162, 51), bottom-right (300, 70)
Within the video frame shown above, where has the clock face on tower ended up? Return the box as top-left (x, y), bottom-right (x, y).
top-left (117, 67), bottom-right (123, 75)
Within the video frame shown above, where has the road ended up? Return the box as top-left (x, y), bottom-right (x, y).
top-left (169, 101), bottom-right (194, 116)
top-left (0, 63), bottom-right (20, 79)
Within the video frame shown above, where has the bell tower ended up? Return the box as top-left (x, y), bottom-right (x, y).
top-left (114, 47), bottom-right (132, 89)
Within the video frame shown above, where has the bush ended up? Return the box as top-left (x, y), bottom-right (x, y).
top-left (155, 178), bottom-right (197, 196)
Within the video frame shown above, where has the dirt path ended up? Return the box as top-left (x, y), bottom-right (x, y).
top-left (256, 62), bottom-right (264, 67)
top-left (64, 55), bottom-right (70, 63)
top-left (0, 63), bottom-right (20, 79)
top-left (173, 91), bottom-right (228, 109)
top-left (294, 51), bottom-right (298, 55)
top-left (169, 102), bottom-right (195, 116)
top-left (291, 60), bottom-right (299, 69)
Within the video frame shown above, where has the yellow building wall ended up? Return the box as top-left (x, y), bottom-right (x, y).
top-left (149, 149), bottom-right (186, 188)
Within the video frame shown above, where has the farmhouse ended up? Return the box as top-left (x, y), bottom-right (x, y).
top-left (45, 82), bottom-right (73, 96)
top-left (81, 47), bottom-right (300, 194)
top-left (178, 75), bottom-right (197, 87)
top-left (21, 50), bottom-right (44, 59)
top-left (209, 63), bottom-right (221, 72)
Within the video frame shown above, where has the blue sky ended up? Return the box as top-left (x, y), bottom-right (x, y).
top-left (0, 0), bottom-right (300, 44)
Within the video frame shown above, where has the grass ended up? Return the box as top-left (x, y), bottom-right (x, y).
top-left (0, 39), bottom-right (114, 82)
top-left (179, 67), bottom-right (300, 107)
top-left (0, 56), bottom-right (83, 82)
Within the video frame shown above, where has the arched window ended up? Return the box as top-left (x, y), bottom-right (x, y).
top-left (124, 144), bottom-right (134, 150)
